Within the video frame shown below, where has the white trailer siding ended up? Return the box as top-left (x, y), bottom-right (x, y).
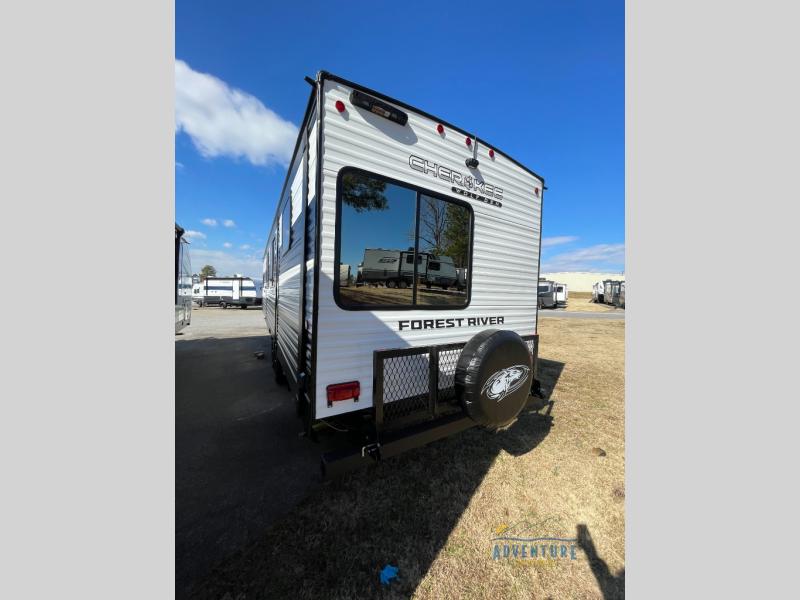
top-left (313, 79), bottom-right (543, 418)
top-left (274, 145), bottom-right (306, 379)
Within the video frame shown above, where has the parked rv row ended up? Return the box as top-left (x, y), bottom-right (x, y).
top-left (592, 279), bottom-right (625, 308)
top-left (537, 279), bottom-right (568, 309)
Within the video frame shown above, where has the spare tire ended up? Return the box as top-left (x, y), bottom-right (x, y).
top-left (455, 329), bottom-right (533, 430)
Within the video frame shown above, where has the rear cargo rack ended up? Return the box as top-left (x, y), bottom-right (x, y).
top-left (373, 335), bottom-right (538, 429)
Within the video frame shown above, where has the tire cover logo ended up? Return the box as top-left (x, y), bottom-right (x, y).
top-left (481, 365), bottom-right (531, 402)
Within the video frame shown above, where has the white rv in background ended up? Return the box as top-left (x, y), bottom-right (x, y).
top-left (357, 248), bottom-right (459, 289)
top-left (193, 276), bottom-right (258, 309)
top-left (591, 281), bottom-right (605, 303)
top-left (261, 72), bottom-right (545, 476)
top-left (175, 224), bottom-right (192, 332)
top-left (555, 283), bottom-right (568, 306)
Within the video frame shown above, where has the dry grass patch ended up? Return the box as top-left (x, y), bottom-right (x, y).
top-left (192, 317), bottom-right (624, 600)
top-left (563, 291), bottom-right (620, 313)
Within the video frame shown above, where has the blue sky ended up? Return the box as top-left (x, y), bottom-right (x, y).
top-left (176, 0), bottom-right (624, 278)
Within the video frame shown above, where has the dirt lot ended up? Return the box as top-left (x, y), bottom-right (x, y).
top-left (185, 312), bottom-right (625, 600)
top-left (562, 291), bottom-right (622, 313)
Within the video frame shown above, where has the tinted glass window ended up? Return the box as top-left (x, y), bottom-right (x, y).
top-left (538, 285), bottom-right (551, 293)
top-left (336, 171), bottom-right (471, 309)
top-left (416, 195), bottom-right (469, 306)
top-left (556, 286), bottom-right (563, 292)
top-left (338, 172), bottom-right (417, 307)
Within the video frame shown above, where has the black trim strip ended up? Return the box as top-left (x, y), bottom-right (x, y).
top-left (310, 72), bottom-right (325, 422)
top-left (318, 71), bottom-right (545, 185)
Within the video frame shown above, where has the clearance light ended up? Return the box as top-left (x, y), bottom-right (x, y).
top-left (489, 149), bottom-right (495, 159)
top-left (465, 136), bottom-right (472, 147)
top-left (437, 124), bottom-right (444, 134)
top-left (335, 100), bottom-right (346, 113)
top-left (327, 381), bottom-right (360, 406)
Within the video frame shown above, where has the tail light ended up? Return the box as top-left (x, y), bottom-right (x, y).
top-left (327, 381), bottom-right (360, 406)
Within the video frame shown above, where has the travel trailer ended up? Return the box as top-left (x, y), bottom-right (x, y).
top-left (175, 224), bottom-right (192, 332)
top-left (555, 283), bottom-right (568, 307)
top-left (591, 281), bottom-right (605, 303)
top-left (609, 281), bottom-right (622, 307)
top-left (603, 280), bottom-right (615, 305)
top-left (261, 71), bottom-right (545, 476)
top-left (537, 280), bottom-right (557, 309)
top-left (193, 276), bottom-right (258, 309)
top-left (358, 248), bottom-right (459, 289)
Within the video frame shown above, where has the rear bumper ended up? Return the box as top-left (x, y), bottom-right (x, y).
top-left (319, 334), bottom-right (540, 478)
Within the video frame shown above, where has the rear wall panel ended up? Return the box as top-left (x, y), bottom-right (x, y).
top-left (315, 79), bottom-right (543, 417)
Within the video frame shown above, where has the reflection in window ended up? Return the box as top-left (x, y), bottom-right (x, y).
top-left (337, 171), bottom-right (471, 309)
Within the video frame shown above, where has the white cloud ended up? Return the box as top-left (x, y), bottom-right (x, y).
top-left (222, 242), bottom-right (232, 248)
top-left (542, 235), bottom-right (578, 248)
top-left (223, 219), bottom-right (236, 228)
top-left (176, 161), bottom-right (184, 169)
top-left (240, 244), bottom-right (252, 250)
top-left (175, 59), bottom-right (298, 166)
top-left (542, 243), bottom-right (625, 272)
top-left (183, 230), bottom-right (206, 240)
top-left (189, 248), bottom-right (262, 279)
top-left (201, 218), bottom-right (217, 227)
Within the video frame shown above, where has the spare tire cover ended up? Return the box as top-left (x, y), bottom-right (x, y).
top-left (455, 329), bottom-right (532, 430)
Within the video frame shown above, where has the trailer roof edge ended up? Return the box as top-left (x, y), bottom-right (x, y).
top-left (317, 71), bottom-right (545, 185)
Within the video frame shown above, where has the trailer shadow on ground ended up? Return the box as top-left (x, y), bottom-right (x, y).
top-left (185, 352), bottom-right (565, 599)
top-left (175, 333), bottom-right (323, 598)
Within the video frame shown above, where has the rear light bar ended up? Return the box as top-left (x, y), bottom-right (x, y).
top-left (326, 381), bottom-right (360, 407)
top-left (349, 90), bottom-right (408, 126)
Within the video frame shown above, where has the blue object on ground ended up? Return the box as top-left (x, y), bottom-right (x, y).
top-left (379, 564), bottom-right (399, 585)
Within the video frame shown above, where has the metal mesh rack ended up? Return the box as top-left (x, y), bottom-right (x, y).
top-left (373, 334), bottom-right (538, 428)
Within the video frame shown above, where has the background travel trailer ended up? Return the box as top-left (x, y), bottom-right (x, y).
top-left (592, 281), bottom-right (605, 303)
top-left (193, 276), bottom-right (258, 308)
top-left (538, 280), bottom-right (557, 309)
top-left (358, 248), bottom-right (458, 289)
top-left (261, 72), bottom-right (544, 474)
top-left (175, 224), bottom-right (192, 332)
top-left (555, 283), bottom-right (568, 306)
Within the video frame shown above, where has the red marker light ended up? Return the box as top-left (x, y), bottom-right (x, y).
top-left (326, 381), bottom-right (360, 406)
top-left (335, 100), bottom-right (345, 113)
top-left (437, 124), bottom-right (444, 134)
top-left (465, 136), bottom-right (472, 146)
top-left (489, 149), bottom-right (495, 159)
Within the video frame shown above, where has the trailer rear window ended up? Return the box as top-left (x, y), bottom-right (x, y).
top-left (335, 169), bottom-right (472, 310)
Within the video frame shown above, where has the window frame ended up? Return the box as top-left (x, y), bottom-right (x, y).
top-left (333, 166), bottom-right (474, 312)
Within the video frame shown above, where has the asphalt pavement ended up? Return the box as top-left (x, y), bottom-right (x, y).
top-left (175, 307), bottom-right (321, 598)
